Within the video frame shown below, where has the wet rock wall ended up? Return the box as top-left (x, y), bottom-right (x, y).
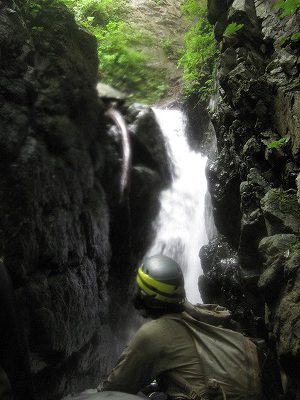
top-left (202, 0), bottom-right (300, 393)
top-left (0, 1), bottom-right (170, 398)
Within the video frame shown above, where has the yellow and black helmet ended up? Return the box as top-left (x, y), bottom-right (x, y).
top-left (136, 254), bottom-right (185, 307)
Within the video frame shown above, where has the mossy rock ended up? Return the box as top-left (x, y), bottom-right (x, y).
top-left (261, 189), bottom-right (300, 235)
top-left (259, 233), bottom-right (299, 260)
top-left (258, 234), bottom-right (299, 299)
top-left (258, 234), bottom-right (300, 365)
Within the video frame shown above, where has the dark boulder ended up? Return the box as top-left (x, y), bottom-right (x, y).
top-left (128, 105), bottom-right (172, 187)
top-left (207, 0), bottom-right (232, 25)
top-left (258, 234), bottom-right (300, 378)
top-left (261, 189), bottom-right (300, 235)
top-left (199, 235), bottom-right (264, 335)
top-left (206, 154), bottom-right (241, 247)
top-left (238, 168), bottom-right (270, 284)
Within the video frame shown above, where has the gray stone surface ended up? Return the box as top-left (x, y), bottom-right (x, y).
top-left (207, 0), bottom-right (230, 24)
top-left (261, 189), bottom-right (300, 235)
top-left (0, 1), bottom-right (112, 396)
top-left (238, 169), bottom-right (270, 279)
top-left (273, 91), bottom-right (300, 160)
top-left (206, 0), bottom-right (300, 389)
top-left (258, 234), bottom-right (300, 377)
top-left (199, 235), bottom-right (263, 335)
top-left (228, 0), bottom-right (258, 24)
top-left (297, 174), bottom-right (300, 203)
top-left (0, 1), bottom-right (171, 398)
top-left (96, 83), bottom-right (126, 101)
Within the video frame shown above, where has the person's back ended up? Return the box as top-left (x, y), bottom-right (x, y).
top-left (101, 314), bottom-right (201, 395)
top-left (102, 304), bottom-right (262, 400)
top-left (99, 255), bottom-right (263, 400)
top-left (141, 316), bottom-right (203, 398)
top-left (155, 308), bottom-right (262, 400)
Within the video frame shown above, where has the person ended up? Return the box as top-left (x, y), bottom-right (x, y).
top-left (0, 261), bottom-right (35, 400)
top-left (98, 255), bottom-right (263, 400)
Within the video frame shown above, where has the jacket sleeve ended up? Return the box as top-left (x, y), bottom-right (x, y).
top-left (102, 322), bottom-right (160, 394)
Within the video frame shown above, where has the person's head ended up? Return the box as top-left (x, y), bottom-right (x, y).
top-left (133, 254), bottom-right (186, 318)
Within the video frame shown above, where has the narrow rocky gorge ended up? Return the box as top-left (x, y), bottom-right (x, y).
top-left (1, 0), bottom-right (300, 398)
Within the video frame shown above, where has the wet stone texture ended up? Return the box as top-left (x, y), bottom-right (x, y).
top-left (199, 235), bottom-right (265, 336)
top-left (204, 0), bottom-right (300, 394)
top-left (0, 1), bottom-right (171, 399)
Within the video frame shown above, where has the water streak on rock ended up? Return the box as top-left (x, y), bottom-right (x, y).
top-left (105, 106), bottom-right (131, 201)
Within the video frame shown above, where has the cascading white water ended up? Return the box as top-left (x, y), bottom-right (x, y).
top-left (146, 108), bottom-right (208, 304)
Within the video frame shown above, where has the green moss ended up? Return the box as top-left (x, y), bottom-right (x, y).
top-left (267, 190), bottom-right (299, 214)
top-left (287, 241), bottom-right (300, 270)
top-left (291, 31), bottom-right (300, 41)
top-left (274, 0), bottom-right (300, 17)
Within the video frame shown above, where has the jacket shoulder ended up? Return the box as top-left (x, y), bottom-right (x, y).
top-left (133, 317), bottom-right (179, 343)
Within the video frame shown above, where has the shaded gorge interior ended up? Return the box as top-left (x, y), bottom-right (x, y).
top-left (0, 0), bottom-right (299, 399)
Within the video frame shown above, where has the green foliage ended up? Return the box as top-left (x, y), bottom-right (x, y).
top-left (223, 22), bottom-right (244, 38)
top-left (62, 0), bottom-right (127, 26)
top-left (22, 0), bottom-right (43, 17)
top-left (291, 31), bottom-right (300, 41)
top-left (31, 26), bottom-right (44, 32)
top-left (274, 0), bottom-right (300, 17)
top-left (179, 0), bottom-right (218, 103)
top-left (95, 20), bottom-right (168, 102)
top-left (278, 35), bottom-right (289, 46)
top-left (160, 37), bottom-right (177, 59)
top-left (278, 30), bottom-right (300, 46)
top-left (267, 137), bottom-right (287, 149)
top-left (24, 0), bottom-right (168, 103)
top-left (68, 0), bottom-right (169, 103)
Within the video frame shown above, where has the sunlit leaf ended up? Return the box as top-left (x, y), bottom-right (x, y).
top-left (223, 23), bottom-right (244, 38)
top-left (291, 31), bottom-right (300, 41)
top-left (267, 137), bottom-right (287, 149)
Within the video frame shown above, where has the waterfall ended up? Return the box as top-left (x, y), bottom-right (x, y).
top-left (146, 108), bottom-right (208, 304)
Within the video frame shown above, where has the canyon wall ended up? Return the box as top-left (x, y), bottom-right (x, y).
top-left (0, 1), bottom-right (170, 398)
top-left (201, 0), bottom-right (300, 395)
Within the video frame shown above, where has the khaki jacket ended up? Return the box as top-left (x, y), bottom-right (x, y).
top-left (103, 303), bottom-right (262, 400)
